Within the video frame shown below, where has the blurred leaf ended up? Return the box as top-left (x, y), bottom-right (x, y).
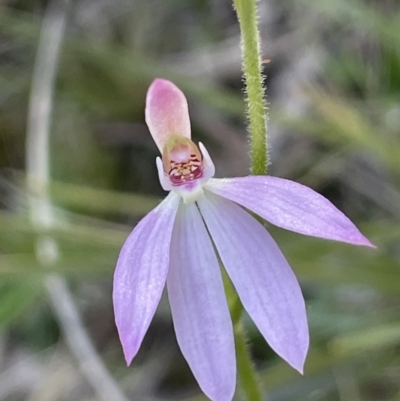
top-left (308, 89), bottom-right (400, 172)
top-left (270, 222), bottom-right (400, 295)
top-left (0, 280), bottom-right (41, 329)
top-left (332, 323), bottom-right (400, 356)
top-left (49, 179), bottom-right (159, 216)
top-left (302, 0), bottom-right (400, 52)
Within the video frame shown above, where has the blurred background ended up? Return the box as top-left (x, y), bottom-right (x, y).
top-left (0, 0), bottom-right (400, 400)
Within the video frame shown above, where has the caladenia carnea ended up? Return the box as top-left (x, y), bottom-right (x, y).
top-left (113, 79), bottom-right (375, 401)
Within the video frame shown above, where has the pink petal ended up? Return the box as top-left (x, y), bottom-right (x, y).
top-left (205, 176), bottom-right (374, 247)
top-left (145, 78), bottom-right (191, 153)
top-left (113, 192), bottom-right (180, 365)
top-left (167, 202), bottom-right (236, 401)
top-left (198, 192), bottom-right (309, 373)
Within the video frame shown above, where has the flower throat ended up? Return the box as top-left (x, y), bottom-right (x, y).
top-left (162, 136), bottom-right (204, 186)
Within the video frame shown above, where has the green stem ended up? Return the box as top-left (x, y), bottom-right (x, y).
top-left (233, 0), bottom-right (268, 175)
top-left (223, 271), bottom-right (264, 401)
top-left (235, 323), bottom-right (264, 401)
top-left (226, 1), bottom-right (269, 399)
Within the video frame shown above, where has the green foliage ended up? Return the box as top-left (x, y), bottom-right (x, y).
top-left (0, 280), bottom-right (40, 329)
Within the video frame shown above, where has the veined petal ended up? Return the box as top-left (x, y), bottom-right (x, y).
top-left (145, 78), bottom-right (191, 153)
top-left (205, 176), bottom-right (374, 247)
top-left (167, 202), bottom-right (236, 401)
top-left (113, 192), bottom-right (180, 364)
top-left (198, 192), bottom-right (309, 372)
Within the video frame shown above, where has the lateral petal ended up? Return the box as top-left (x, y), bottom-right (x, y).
top-left (168, 202), bottom-right (236, 401)
top-left (205, 176), bottom-right (373, 247)
top-left (198, 192), bottom-right (309, 372)
top-left (145, 78), bottom-right (191, 153)
top-left (113, 192), bottom-right (180, 365)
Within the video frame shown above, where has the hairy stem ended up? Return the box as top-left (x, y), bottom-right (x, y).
top-left (235, 323), bottom-right (264, 401)
top-left (227, 0), bottom-right (269, 399)
top-left (233, 0), bottom-right (268, 175)
top-left (223, 271), bottom-right (264, 401)
top-left (25, 1), bottom-right (128, 400)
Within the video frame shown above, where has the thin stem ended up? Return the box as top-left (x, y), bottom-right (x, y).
top-left (223, 271), bottom-right (264, 401)
top-left (235, 323), bottom-right (264, 401)
top-left (225, 1), bottom-right (269, 399)
top-left (25, 1), bottom-right (129, 401)
top-left (233, 0), bottom-right (268, 175)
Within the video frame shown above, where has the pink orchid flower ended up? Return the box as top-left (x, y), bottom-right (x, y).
top-left (113, 78), bottom-right (374, 401)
